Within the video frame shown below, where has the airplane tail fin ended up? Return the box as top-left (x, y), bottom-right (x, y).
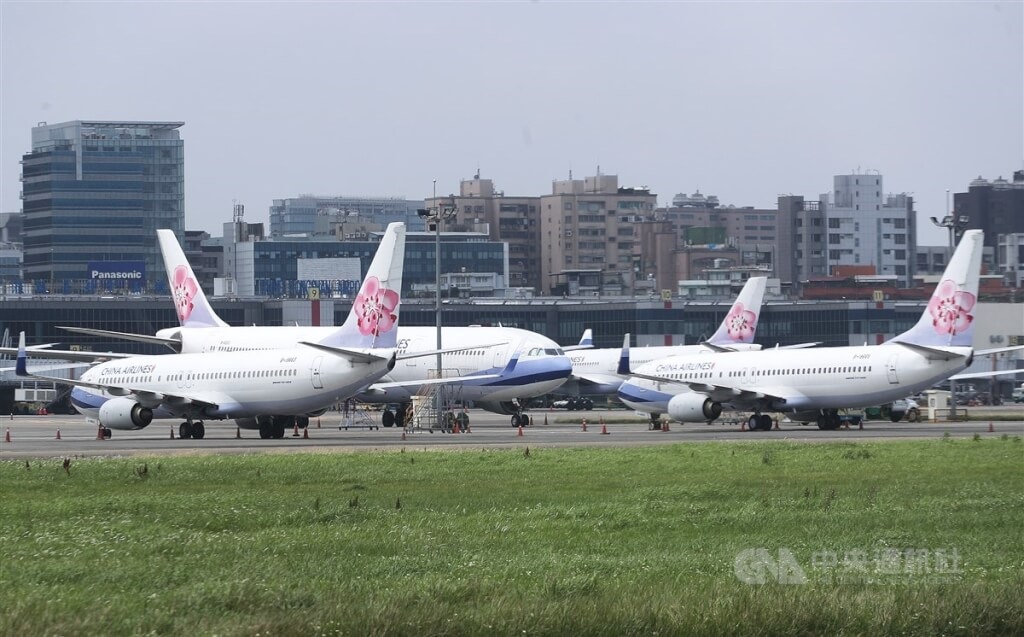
top-left (321, 222), bottom-right (406, 349)
top-left (890, 229), bottom-right (982, 348)
top-left (706, 276), bottom-right (767, 345)
top-left (616, 333), bottom-right (631, 375)
top-left (157, 229), bottom-right (229, 328)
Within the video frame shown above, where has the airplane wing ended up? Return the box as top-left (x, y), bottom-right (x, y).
top-left (572, 372), bottom-right (626, 386)
top-left (625, 369), bottom-right (788, 404)
top-left (0, 346), bottom-right (134, 362)
top-left (366, 351), bottom-right (520, 392)
top-left (15, 333), bottom-right (220, 412)
top-left (58, 326), bottom-right (182, 351)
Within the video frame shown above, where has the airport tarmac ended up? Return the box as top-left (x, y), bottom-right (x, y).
top-left (1, 408), bottom-right (1022, 459)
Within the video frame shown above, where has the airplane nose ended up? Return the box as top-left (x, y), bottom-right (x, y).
top-left (554, 355), bottom-right (573, 377)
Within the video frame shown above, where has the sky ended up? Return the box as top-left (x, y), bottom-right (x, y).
top-left (1, 1), bottom-right (1021, 247)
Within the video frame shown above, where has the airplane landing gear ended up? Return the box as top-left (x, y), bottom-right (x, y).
top-left (816, 409), bottom-right (841, 430)
top-left (178, 420), bottom-right (205, 439)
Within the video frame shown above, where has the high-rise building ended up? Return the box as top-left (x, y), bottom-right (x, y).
top-left (954, 171), bottom-right (1024, 285)
top-left (824, 172), bottom-right (916, 287)
top-left (427, 176), bottom-right (541, 291)
top-left (776, 195), bottom-right (827, 286)
top-left (20, 120), bottom-right (185, 290)
top-left (539, 174), bottom-right (656, 296)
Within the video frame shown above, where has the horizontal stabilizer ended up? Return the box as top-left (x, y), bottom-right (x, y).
top-left (974, 344), bottom-right (1024, 357)
top-left (564, 328), bottom-right (594, 351)
top-left (892, 341), bottom-right (967, 362)
top-left (950, 369), bottom-right (1024, 381)
top-left (298, 341), bottom-right (394, 364)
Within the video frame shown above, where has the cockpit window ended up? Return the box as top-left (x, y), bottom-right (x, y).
top-left (545, 348), bottom-right (563, 356)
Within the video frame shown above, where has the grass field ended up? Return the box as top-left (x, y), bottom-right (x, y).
top-left (1, 439), bottom-right (1022, 636)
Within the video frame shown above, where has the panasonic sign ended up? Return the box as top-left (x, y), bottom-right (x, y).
top-left (88, 261), bottom-right (146, 280)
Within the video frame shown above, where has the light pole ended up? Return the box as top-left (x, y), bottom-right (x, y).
top-left (929, 204), bottom-right (970, 419)
top-left (417, 185), bottom-right (457, 429)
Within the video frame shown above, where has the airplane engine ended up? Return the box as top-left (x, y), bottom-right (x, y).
top-left (234, 417), bottom-right (260, 430)
top-left (475, 400), bottom-right (519, 416)
top-left (667, 393), bottom-right (722, 423)
top-left (98, 398), bottom-right (154, 430)
top-left (304, 408), bottom-right (328, 418)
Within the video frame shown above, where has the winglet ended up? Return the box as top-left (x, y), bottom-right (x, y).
top-left (889, 229), bottom-right (982, 348)
top-left (157, 229), bottom-right (229, 328)
top-left (563, 328), bottom-right (594, 351)
top-left (706, 276), bottom-right (767, 345)
top-left (616, 333), bottom-right (631, 375)
top-left (577, 328), bottom-right (593, 348)
top-left (323, 222), bottom-right (406, 349)
top-left (15, 332), bottom-right (28, 376)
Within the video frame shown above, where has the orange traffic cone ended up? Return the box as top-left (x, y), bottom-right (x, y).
top-left (4, 428), bottom-right (10, 443)
top-left (662, 421), bottom-right (670, 432)
top-left (601, 424), bottom-right (609, 435)
top-left (517, 426), bottom-right (524, 437)
top-left (55, 429), bottom-right (61, 440)
top-left (401, 430), bottom-right (407, 441)
top-left (292, 424), bottom-right (300, 437)
top-left (170, 426), bottom-right (175, 440)
top-left (740, 420), bottom-right (747, 431)
top-left (581, 419), bottom-right (587, 432)
top-left (236, 426), bottom-right (241, 439)
top-left (773, 419), bottom-right (779, 430)
top-left (317, 417), bottom-right (321, 429)
top-left (988, 422), bottom-right (994, 433)
top-left (543, 413), bottom-right (549, 426)
top-left (97, 425), bottom-right (105, 440)
top-left (303, 427), bottom-right (309, 439)
top-left (453, 422), bottom-right (461, 434)
top-left (858, 419), bottom-right (863, 430)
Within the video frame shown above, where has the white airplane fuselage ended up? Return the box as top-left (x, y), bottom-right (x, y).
top-left (618, 344), bottom-right (972, 421)
top-left (557, 343), bottom-right (763, 397)
top-left (156, 324), bottom-right (572, 404)
top-left (71, 346), bottom-right (396, 428)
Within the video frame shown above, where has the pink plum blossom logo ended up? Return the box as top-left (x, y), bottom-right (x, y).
top-left (171, 265), bottom-right (198, 322)
top-left (928, 279), bottom-right (975, 336)
top-left (354, 276), bottom-right (400, 337)
top-left (724, 302), bottom-right (757, 342)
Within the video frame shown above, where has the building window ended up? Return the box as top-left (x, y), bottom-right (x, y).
top-left (828, 218), bottom-right (840, 228)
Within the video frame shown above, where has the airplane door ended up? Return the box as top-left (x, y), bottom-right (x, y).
top-left (311, 356), bottom-right (324, 389)
top-left (494, 347), bottom-right (506, 370)
top-left (886, 354), bottom-right (899, 384)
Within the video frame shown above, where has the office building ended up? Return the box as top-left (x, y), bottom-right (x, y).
top-left (954, 172), bottom-right (1024, 285)
top-left (824, 172), bottom-right (916, 287)
top-left (424, 175), bottom-right (541, 292)
top-left (20, 121), bottom-right (185, 290)
top-left (539, 173), bottom-right (656, 296)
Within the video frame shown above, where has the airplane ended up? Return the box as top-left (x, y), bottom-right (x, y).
top-left (16, 222), bottom-right (408, 440)
top-left (55, 228), bottom-right (573, 428)
top-left (550, 277), bottom-right (772, 412)
top-left (617, 230), bottom-right (1021, 430)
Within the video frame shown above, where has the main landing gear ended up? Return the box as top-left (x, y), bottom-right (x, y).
top-left (816, 409), bottom-right (841, 430)
top-left (746, 414), bottom-right (774, 431)
top-left (178, 420), bottom-right (205, 439)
